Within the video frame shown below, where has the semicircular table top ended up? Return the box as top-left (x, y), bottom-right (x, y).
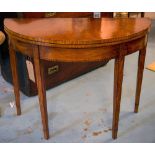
top-left (4, 18), bottom-right (151, 46)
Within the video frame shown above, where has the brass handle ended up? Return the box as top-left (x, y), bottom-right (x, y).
top-left (48, 65), bottom-right (59, 75)
top-left (45, 12), bottom-right (56, 17)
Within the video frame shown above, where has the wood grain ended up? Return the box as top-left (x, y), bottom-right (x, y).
top-left (9, 42), bottom-right (21, 115)
top-left (4, 18), bottom-right (151, 47)
top-left (33, 46), bottom-right (49, 139)
top-left (112, 55), bottom-right (125, 139)
top-left (134, 47), bottom-right (147, 113)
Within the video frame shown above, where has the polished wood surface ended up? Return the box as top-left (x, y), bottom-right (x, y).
top-left (4, 18), bottom-right (151, 140)
top-left (4, 18), bottom-right (150, 47)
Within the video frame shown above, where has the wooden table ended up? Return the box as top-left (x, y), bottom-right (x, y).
top-left (4, 18), bottom-right (151, 140)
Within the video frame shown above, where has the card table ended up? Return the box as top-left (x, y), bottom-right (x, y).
top-left (4, 18), bottom-right (151, 140)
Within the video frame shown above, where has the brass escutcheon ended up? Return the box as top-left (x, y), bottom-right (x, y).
top-left (48, 65), bottom-right (59, 75)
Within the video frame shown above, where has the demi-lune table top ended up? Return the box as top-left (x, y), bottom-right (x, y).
top-left (4, 18), bottom-right (151, 47)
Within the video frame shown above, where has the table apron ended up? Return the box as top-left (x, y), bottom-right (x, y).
top-left (10, 35), bottom-right (146, 62)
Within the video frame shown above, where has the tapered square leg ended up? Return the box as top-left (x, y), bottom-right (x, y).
top-left (134, 48), bottom-right (146, 113)
top-left (9, 43), bottom-right (21, 115)
top-left (112, 56), bottom-right (125, 139)
top-left (33, 46), bottom-right (49, 139)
